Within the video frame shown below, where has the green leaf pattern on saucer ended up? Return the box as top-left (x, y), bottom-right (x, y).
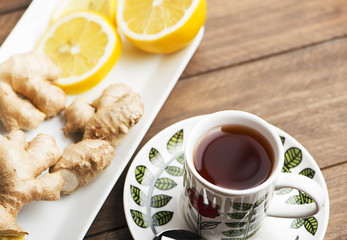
top-left (125, 118), bottom-right (327, 240)
top-left (277, 136), bottom-right (318, 236)
top-left (129, 129), bottom-right (185, 235)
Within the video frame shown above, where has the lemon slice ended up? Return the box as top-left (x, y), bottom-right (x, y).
top-left (116, 0), bottom-right (206, 54)
top-left (36, 11), bottom-right (121, 94)
top-left (51, 0), bottom-right (117, 24)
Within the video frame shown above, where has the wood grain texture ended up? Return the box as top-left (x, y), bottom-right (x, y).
top-left (0, 10), bottom-right (26, 46)
top-left (183, 0), bottom-right (347, 78)
top-left (0, 0), bottom-right (31, 45)
top-left (85, 166), bottom-right (129, 236)
top-left (0, 0), bottom-right (346, 239)
top-left (85, 37), bottom-right (347, 239)
top-left (323, 163), bottom-right (347, 239)
top-left (85, 228), bottom-right (132, 240)
top-left (149, 38), bottom-right (347, 170)
top-left (0, 0), bottom-right (31, 14)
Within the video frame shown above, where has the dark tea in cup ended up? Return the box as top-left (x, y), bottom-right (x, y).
top-left (193, 124), bottom-right (274, 190)
top-left (183, 111), bottom-right (325, 240)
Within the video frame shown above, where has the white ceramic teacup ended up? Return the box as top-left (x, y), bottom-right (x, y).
top-left (182, 110), bottom-right (325, 239)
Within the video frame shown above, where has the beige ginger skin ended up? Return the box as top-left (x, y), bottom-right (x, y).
top-left (63, 83), bottom-right (144, 147)
top-left (0, 130), bottom-right (63, 238)
top-left (0, 54), bottom-right (144, 237)
top-left (63, 98), bottom-right (95, 135)
top-left (0, 52), bottom-right (66, 131)
top-left (50, 139), bottom-right (115, 195)
top-left (53, 83), bottom-right (143, 194)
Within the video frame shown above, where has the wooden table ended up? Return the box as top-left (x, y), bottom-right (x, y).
top-left (1, 0), bottom-right (346, 239)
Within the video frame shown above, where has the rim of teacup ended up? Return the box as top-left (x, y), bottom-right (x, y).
top-left (184, 110), bottom-right (284, 196)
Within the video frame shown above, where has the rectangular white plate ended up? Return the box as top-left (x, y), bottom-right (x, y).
top-left (0, 0), bottom-right (204, 239)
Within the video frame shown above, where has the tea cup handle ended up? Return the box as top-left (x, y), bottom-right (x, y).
top-left (266, 173), bottom-right (325, 218)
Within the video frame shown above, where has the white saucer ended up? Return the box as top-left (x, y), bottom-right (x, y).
top-left (123, 116), bottom-right (329, 240)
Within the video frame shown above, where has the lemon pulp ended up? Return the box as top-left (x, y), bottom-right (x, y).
top-left (117, 0), bottom-right (206, 53)
top-left (37, 11), bottom-right (121, 94)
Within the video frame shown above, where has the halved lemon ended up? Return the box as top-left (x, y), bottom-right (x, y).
top-left (36, 11), bottom-right (121, 94)
top-left (116, 0), bottom-right (206, 54)
top-left (51, 0), bottom-right (117, 24)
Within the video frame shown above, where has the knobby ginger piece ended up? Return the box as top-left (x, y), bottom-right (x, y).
top-left (62, 98), bottom-right (95, 136)
top-left (92, 83), bottom-right (136, 109)
top-left (63, 83), bottom-right (144, 147)
top-left (83, 93), bottom-right (144, 147)
top-left (0, 82), bottom-right (45, 131)
top-left (0, 130), bottom-right (63, 238)
top-left (0, 52), bottom-right (66, 131)
top-left (59, 84), bottom-right (143, 194)
top-left (50, 139), bottom-right (115, 194)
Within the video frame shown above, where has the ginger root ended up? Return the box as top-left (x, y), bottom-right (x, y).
top-left (50, 139), bottom-right (114, 195)
top-left (63, 83), bottom-right (144, 147)
top-left (62, 98), bottom-right (95, 135)
top-left (0, 52), bottom-right (66, 131)
top-left (0, 130), bottom-right (63, 238)
top-left (56, 83), bottom-right (143, 194)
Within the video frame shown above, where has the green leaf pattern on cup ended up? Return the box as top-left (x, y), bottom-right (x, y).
top-left (201, 221), bottom-right (222, 230)
top-left (232, 202), bottom-right (253, 211)
top-left (222, 228), bottom-right (245, 237)
top-left (222, 194), bottom-right (266, 239)
top-left (227, 212), bottom-right (248, 220)
top-left (129, 129), bottom-right (185, 235)
top-left (225, 222), bottom-right (247, 228)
